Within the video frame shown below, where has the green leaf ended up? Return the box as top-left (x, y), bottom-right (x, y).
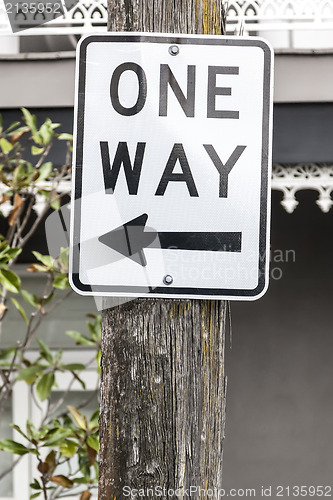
top-left (36, 338), bottom-right (53, 364)
top-left (36, 372), bottom-right (55, 401)
top-left (10, 424), bottom-right (29, 441)
top-left (53, 274), bottom-right (69, 290)
top-left (0, 269), bottom-right (21, 293)
top-left (87, 316), bottom-right (101, 342)
top-left (39, 121), bottom-right (53, 145)
top-left (54, 349), bottom-right (63, 363)
top-left (37, 189), bottom-right (50, 200)
top-left (31, 146), bottom-right (44, 156)
top-left (30, 478), bottom-right (41, 490)
top-left (43, 428), bottom-right (72, 447)
top-left (0, 138), bottom-right (13, 154)
top-left (87, 435), bottom-right (99, 452)
top-left (50, 195), bottom-right (60, 211)
top-left (26, 420), bottom-right (39, 442)
top-left (67, 406), bottom-right (87, 430)
top-left (0, 360), bottom-right (13, 367)
top-left (37, 162), bottom-right (53, 182)
top-left (21, 289), bottom-right (39, 308)
top-left (30, 492), bottom-right (41, 499)
top-left (89, 409), bottom-right (99, 431)
top-left (73, 477), bottom-right (90, 485)
top-left (57, 133), bottom-right (73, 141)
top-left (79, 457), bottom-right (91, 481)
top-left (65, 331), bottom-right (96, 346)
top-left (21, 108), bottom-right (37, 135)
top-left (60, 439), bottom-right (76, 458)
top-left (11, 424), bottom-right (29, 441)
top-left (5, 121), bottom-right (21, 133)
top-left (0, 439), bottom-right (31, 455)
top-left (0, 244), bottom-right (11, 259)
top-left (13, 164), bottom-right (26, 183)
top-left (0, 347), bottom-right (15, 361)
top-left (26, 162), bottom-right (35, 177)
top-left (58, 247), bottom-right (69, 269)
top-left (93, 461), bottom-right (98, 480)
top-left (11, 298), bottom-right (28, 324)
top-left (62, 363), bottom-right (86, 371)
top-left (32, 251), bottom-right (54, 269)
top-left (96, 349), bottom-right (101, 375)
top-left (17, 364), bottom-right (45, 382)
top-left (71, 371), bottom-right (86, 390)
top-left (2, 247), bottom-right (22, 261)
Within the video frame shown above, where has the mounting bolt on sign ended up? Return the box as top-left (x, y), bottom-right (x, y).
top-left (70, 33), bottom-right (274, 300)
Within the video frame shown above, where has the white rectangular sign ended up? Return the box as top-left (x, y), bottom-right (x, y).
top-left (70, 33), bottom-right (273, 300)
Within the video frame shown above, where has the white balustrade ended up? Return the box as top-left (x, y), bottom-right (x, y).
top-left (272, 164), bottom-right (333, 213)
top-left (0, 0), bottom-right (332, 42)
top-left (27, 165), bottom-right (333, 215)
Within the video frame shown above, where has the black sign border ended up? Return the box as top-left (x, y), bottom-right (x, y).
top-left (70, 33), bottom-right (273, 299)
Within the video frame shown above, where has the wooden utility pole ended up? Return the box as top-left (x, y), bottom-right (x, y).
top-left (99, 2), bottom-right (228, 498)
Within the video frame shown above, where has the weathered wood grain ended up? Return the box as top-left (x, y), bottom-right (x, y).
top-left (99, 300), bottom-right (227, 498)
top-left (108, 0), bottom-right (226, 34)
top-left (99, 2), bottom-right (227, 498)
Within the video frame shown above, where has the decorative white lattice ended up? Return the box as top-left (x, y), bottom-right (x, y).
top-left (50, 164), bottom-right (333, 215)
top-left (1, 164), bottom-right (331, 215)
top-left (272, 163), bottom-right (333, 213)
top-left (4, 164), bottom-right (330, 216)
top-left (0, 0), bottom-right (333, 36)
top-left (227, 0), bottom-right (333, 23)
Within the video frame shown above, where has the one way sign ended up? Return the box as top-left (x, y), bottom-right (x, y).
top-left (70, 33), bottom-right (273, 300)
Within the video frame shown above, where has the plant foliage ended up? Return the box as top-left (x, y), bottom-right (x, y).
top-left (0, 110), bottom-right (100, 500)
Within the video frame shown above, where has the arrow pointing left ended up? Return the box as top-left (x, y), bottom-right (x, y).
top-left (98, 213), bottom-right (242, 267)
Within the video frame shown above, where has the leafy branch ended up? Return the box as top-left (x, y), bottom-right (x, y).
top-left (0, 110), bottom-right (100, 500)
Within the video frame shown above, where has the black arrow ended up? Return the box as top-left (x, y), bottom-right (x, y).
top-left (98, 213), bottom-right (242, 267)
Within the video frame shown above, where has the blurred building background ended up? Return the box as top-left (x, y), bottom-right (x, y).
top-left (0, 1), bottom-right (333, 499)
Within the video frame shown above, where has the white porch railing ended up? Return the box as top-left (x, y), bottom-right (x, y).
top-left (0, 0), bottom-right (333, 44)
top-left (272, 163), bottom-right (333, 214)
top-left (227, 0), bottom-right (333, 30)
top-left (3, 165), bottom-right (330, 217)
